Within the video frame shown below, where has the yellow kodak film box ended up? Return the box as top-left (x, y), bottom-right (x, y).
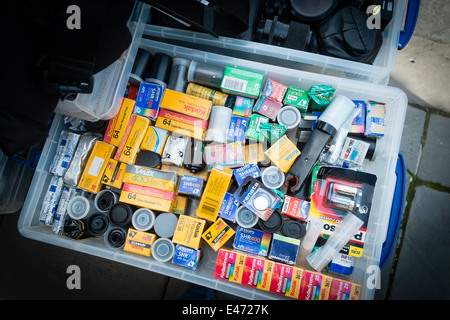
top-left (160, 88), bottom-right (212, 120)
top-left (119, 183), bottom-right (175, 212)
top-left (101, 158), bottom-right (126, 189)
top-left (172, 215), bottom-right (206, 249)
top-left (155, 109), bottom-right (208, 141)
top-left (171, 195), bottom-right (188, 215)
top-left (258, 259), bottom-right (275, 291)
top-left (104, 98), bottom-right (135, 147)
top-left (202, 218), bottom-right (235, 251)
top-left (123, 164), bottom-right (178, 192)
top-left (140, 126), bottom-right (169, 155)
top-left (114, 114), bottom-right (150, 164)
top-left (265, 135), bottom-right (300, 173)
top-left (195, 166), bottom-right (233, 222)
top-left (124, 228), bottom-right (156, 257)
top-left (78, 141), bottom-right (116, 194)
top-left (286, 267), bottom-right (304, 299)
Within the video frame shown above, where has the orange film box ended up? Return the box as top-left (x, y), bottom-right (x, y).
top-left (104, 98), bottom-right (135, 147)
top-left (155, 109), bottom-right (208, 141)
top-left (114, 114), bottom-right (149, 164)
top-left (159, 88), bottom-right (212, 120)
top-left (78, 141), bottom-right (116, 194)
top-left (119, 182), bottom-right (175, 212)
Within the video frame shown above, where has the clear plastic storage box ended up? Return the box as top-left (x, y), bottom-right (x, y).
top-left (142, 0), bottom-right (407, 85)
top-left (18, 3), bottom-right (408, 300)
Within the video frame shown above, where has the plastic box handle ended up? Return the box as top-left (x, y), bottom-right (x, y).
top-left (398, 0), bottom-right (421, 50)
top-left (379, 153), bottom-right (406, 269)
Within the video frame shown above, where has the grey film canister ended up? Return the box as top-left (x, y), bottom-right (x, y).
top-left (154, 212), bottom-right (178, 238)
top-left (152, 238), bottom-right (175, 262)
top-left (235, 206), bottom-right (259, 228)
top-left (132, 208), bottom-right (156, 232)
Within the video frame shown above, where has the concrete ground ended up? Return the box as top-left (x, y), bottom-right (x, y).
top-left (0, 2), bottom-right (449, 301)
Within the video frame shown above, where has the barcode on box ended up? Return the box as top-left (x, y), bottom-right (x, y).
top-left (222, 76), bottom-right (247, 93)
top-left (200, 197), bottom-right (220, 216)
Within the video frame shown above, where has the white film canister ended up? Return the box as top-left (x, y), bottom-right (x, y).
top-left (205, 106), bottom-right (232, 144)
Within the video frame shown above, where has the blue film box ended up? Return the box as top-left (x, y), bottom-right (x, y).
top-left (178, 175), bottom-right (204, 197)
top-left (134, 82), bottom-right (165, 121)
top-left (172, 245), bottom-right (202, 270)
top-left (228, 116), bottom-right (249, 143)
top-left (218, 192), bottom-right (240, 222)
top-left (350, 100), bottom-right (366, 134)
top-left (268, 234), bottom-right (300, 265)
top-left (232, 226), bottom-right (271, 257)
top-left (233, 163), bottom-right (261, 185)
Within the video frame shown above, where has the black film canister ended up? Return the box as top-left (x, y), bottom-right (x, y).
top-left (145, 52), bottom-right (172, 87)
top-left (134, 150), bottom-right (161, 168)
top-left (258, 211), bottom-right (283, 234)
top-left (108, 202), bottom-right (133, 227)
top-left (281, 220), bottom-right (306, 239)
top-left (86, 213), bottom-right (110, 237)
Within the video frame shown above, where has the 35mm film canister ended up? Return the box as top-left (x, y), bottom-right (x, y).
top-left (85, 213), bottom-right (110, 237)
top-left (186, 83), bottom-right (229, 106)
top-left (130, 48), bottom-right (153, 86)
top-left (168, 58), bottom-right (190, 92)
top-left (67, 196), bottom-right (97, 220)
top-left (104, 227), bottom-right (127, 249)
top-left (261, 166), bottom-right (285, 189)
top-left (258, 210), bottom-right (283, 233)
top-left (108, 202), bottom-right (133, 227)
top-left (187, 61), bottom-right (224, 89)
top-left (154, 212), bottom-right (178, 238)
top-left (94, 189), bottom-right (119, 213)
top-left (205, 106), bottom-right (232, 144)
top-left (281, 220), bottom-right (306, 239)
top-left (132, 208), bottom-right (156, 232)
top-left (235, 206), bottom-right (259, 228)
top-left (145, 52), bottom-right (172, 87)
top-left (152, 238), bottom-right (175, 262)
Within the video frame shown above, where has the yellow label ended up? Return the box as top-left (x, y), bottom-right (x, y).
top-left (286, 267), bottom-right (303, 299)
top-left (122, 164), bottom-right (177, 192)
top-left (108, 98), bottom-right (135, 147)
top-left (264, 135), bottom-right (300, 173)
top-left (320, 275), bottom-right (333, 300)
top-left (349, 245), bottom-right (363, 258)
top-left (171, 195), bottom-right (188, 215)
top-left (195, 166), bottom-right (233, 222)
top-left (101, 159), bottom-right (126, 189)
top-left (124, 228), bottom-right (156, 257)
top-left (257, 259), bottom-right (275, 291)
top-left (115, 114), bottom-right (149, 164)
top-left (78, 141), bottom-right (115, 194)
top-left (160, 88), bottom-right (212, 120)
top-left (229, 252), bottom-right (247, 284)
top-left (172, 215), bottom-right (206, 249)
top-left (202, 218), bottom-right (235, 251)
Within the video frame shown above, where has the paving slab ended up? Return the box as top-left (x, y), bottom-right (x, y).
top-left (417, 114), bottom-right (450, 187)
top-left (388, 36), bottom-right (450, 113)
top-left (399, 105), bottom-right (426, 174)
top-left (389, 186), bottom-right (450, 299)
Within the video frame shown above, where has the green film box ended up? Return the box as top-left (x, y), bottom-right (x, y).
top-left (221, 66), bottom-right (264, 99)
top-left (283, 86), bottom-right (310, 112)
top-left (245, 114), bottom-right (269, 141)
